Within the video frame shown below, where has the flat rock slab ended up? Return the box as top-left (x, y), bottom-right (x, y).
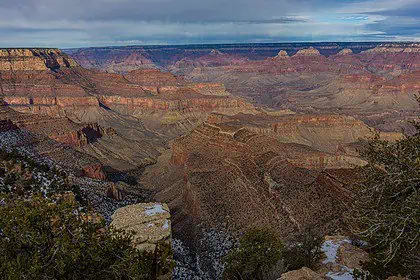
top-left (111, 202), bottom-right (171, 251)
top-left (279, 267), bottom-right (324, 280)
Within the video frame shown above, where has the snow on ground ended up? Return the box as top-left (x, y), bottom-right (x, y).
top-left (145, 204), bottom-right (166, 216)
top-left (321, 238), bottom-right (354, 280)
top-left (162, 220), bottom-right (170, 229)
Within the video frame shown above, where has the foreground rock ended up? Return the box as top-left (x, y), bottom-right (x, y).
top-left (111, 203), bottom-right (171, 251)
top-left (279, 267), bottom-right (323, 280)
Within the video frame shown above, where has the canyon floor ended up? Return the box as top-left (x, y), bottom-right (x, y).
top-left (1, 43), bottom-right (419, 278)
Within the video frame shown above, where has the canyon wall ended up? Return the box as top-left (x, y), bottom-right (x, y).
top-left (143, 112), bottom-right (371, 243)
top-left (0, 48), bottom-right (257, 172)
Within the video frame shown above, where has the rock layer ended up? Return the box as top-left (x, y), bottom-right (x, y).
top-left (0, 49), bottom-right (77, 71)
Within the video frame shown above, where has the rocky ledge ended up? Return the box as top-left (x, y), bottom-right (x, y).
top-left (0, 48), bottom-right (78, 71)
top-left (111, 203), bottom-right (172, 251)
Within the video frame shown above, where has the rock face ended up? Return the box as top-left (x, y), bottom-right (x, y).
top-left (0, 49), bottom-right (252, 121)
top-left (50, 123), bottom-right (116, 148)
top-left (0, 49), bottom-right (77, 71)
top-left (279, 267), bottom-right (324, 280)
top-left (106, 184), bottom-right (124, 200)
top-left (208, 113), bottom-right (379, 154)
top-left (111, 203), bottom-right (171, 251)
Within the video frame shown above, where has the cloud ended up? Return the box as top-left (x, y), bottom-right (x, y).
top-left (0, 0), bottom-right (418, 47)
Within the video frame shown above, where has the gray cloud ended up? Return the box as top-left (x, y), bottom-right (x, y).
top-left (0, 0), bottom-right (321, 22)
top-left (0, 0), bottom-right (418, 47)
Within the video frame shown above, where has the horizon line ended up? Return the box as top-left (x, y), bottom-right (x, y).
top-left (1, 40), bottom-right (419, 50)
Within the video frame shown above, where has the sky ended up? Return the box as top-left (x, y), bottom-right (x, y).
top-left (0, 0), bottom-right (419, 48)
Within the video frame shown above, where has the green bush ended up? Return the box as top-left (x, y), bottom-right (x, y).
top-left (283, 227), bottom-right (324, 271)
top-left (223, 228), bottom-right (284, 280)
top-left (0, 194), bottom-right (174, 280)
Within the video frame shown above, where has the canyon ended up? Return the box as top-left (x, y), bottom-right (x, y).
top-left (69, 43), bottom-right (420, 133)
top-left (0, 48), bottom-right (254, 172)
top-left (0, 43), bottom-right (417, 278)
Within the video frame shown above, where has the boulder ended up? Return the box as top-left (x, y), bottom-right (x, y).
top-left (279, 267), bottom-right (324, 280)
top-left (111, 203), bottom-right (171, 251)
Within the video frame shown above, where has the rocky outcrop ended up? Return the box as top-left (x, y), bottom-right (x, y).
top-left (293, 47), bottom-right (321, 57)
top-left (82, 164), bottom-right (107, 180)
top-left (0, 48), bottom-right (258, 174)
top-left (0, 49), bottom-right (77, 71)
top-left (0, 105), bottom-right (108, 181)
top-left (111, 203), bottom-right (171, 251)
top-left (279, 267), bottom-right (323, 280)
top-left (50, 123), bottom-right (116, 147)
top-left (276, 50), bottom-right (289, 58)
top-left (0, 48), bottom-right (254, 129)
top-left (364, 46), bottom-right (406, 53)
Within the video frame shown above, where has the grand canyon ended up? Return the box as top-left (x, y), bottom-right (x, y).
top-left (0, 41), bottom-right (418, 279)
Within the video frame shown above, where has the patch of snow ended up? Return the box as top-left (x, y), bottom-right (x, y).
top-left (321, 238), bottom-right (354, 280)
top-left (147, 223), bottom-right (154, 228)
top-left (162, 220), bottom-right (169, 229)
top-left (322, 240), bottom-right (341, 264)
top-left (145, 204), bottom-right (166, 216)
top-left (327, 271), bottom-right (354, 280)
top-left (322, 239), bottom-right (351, 264)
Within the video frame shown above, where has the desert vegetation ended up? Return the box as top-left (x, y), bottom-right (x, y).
top-left (349, 120), bottom-right (420, 279)
top-left (223, 228), bottom-right (323, 280)
top-left (0, 149), bottom-right (174, 280)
